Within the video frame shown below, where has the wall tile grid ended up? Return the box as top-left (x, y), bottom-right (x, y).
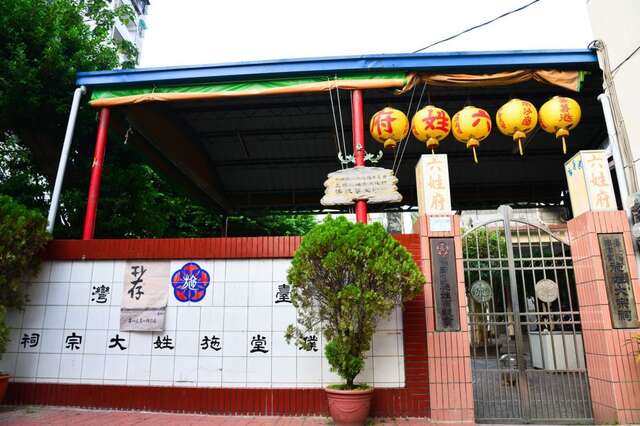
top-left (2, 259), bottom-right (405, 389)
top-left (567, 211), bottom-right (640, 424)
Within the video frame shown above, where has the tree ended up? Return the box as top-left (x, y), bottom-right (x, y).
top-left (0, 0), bottom-right (315, 239)
top-left (286, 217), bottom-right (424, 389)
top-left (0, 195), bottom-right (50, 353)
top-left (0, 0), bottom-right (136, 181)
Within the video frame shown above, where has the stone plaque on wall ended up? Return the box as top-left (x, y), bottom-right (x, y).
top-left (430, 238), bottom-right (460, 331)
top-left (598, 233), bottom-right (640, 328)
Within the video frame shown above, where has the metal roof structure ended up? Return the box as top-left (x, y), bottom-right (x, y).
top-left (77, 49), bottom-right (597, 87)
top-left (78, 49), bottom-right (606, 214)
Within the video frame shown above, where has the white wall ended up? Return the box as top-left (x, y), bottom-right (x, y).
top-left (1, 260), bottom-right (405, 388)
top-left (588, 0), bottom-right (640, 185)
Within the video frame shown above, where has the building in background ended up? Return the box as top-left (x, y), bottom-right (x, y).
top-left (587, 0), bottom-right (640, 203)
top-left (111, 0), bottom-right (150, 64)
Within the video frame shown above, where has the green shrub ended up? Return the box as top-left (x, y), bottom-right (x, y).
top-left (286, 216), bottom-right (424, 389)
top-left (0, 194), bottom-right (50, 354)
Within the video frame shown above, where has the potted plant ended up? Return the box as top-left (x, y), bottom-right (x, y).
top-left (286, 217), bottom-right (424, 425)
top-left (0, 195), bottom-right (50, 400)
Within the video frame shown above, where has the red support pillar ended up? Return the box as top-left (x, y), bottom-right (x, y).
top-left (351, 89), bottom-right (367, 224)
top-left (82, 107), bottom-right (110, 240)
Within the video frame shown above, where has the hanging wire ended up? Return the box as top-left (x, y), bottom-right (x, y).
top-left (335, 74), bottom-right (348, 160)
top-left (412, 0), bottom-right (541, 53)
top-left (394, 81), bottom-right (427, 176)
top-left (612, 44), bottom-right (640, 75)
top-left (327, 78), bottom-right (345, 169)
top-left (391, 83), bottom-right (417, 173)
top-left (123, 126), bottom-right (133, 145)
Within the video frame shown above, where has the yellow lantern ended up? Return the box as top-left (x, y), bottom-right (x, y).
top-left (452, 106), bottom-right (492, 163)
top-left (411, 105), bottom-right (451, 153)
top-left (538, 96), bottom-right (581, 154)
top-left (496, 99), bottom-right (538, 156)
top-left (369, 107), bottom-right (409, 150)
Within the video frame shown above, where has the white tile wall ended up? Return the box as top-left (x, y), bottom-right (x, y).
top-left (8, 259), bottom-right (405, 388)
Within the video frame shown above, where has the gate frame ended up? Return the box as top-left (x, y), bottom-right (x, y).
top-left (462, 205), bottom-right (593, 424)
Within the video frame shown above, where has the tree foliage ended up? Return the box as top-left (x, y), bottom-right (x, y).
top-left (0, 0), bottom-right (137, 181)
top-left (0, 195), bottom-right (50, 354)
top-left (286, 217), bottom-right (424, 389)
top-left (0, 0), bottom-right (315, 239)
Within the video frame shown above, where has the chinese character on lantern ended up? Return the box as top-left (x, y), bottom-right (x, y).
top-left (369, 107), bottom-right (409, 150)
top-left (452, 106), bottom-right (492, 163)
top-left (496, 98), bottom-right (538, 156)
top-left (411, 105), bottom-right (451, 153)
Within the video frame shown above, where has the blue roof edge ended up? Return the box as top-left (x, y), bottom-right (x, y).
top-left (76, 49), bottom-right (599, 88)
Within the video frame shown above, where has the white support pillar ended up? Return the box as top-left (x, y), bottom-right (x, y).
top-left (46, 86), bottom-right (86, 233)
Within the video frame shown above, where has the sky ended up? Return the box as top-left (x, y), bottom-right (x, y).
top-left (139, 0), bottom-right (594, 68)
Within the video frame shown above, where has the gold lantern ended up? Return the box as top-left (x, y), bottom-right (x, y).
top-left (452, 106), bottom-right (492, 163)
top-left (411, 105), bottom-right (451, 154)
top-left (496, 99), bottom-right (538, 156)
top-left (538, 96), bottom-right (581, 154)
top-left (369, 107), bottom-right (409, 150)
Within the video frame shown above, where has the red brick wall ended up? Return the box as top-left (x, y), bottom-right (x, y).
top-left (417, 215), bottom-right (474, 423)
top-left (7, 235), bottom-right (430, 418)
top-left (568, 211), bottom-right (640, 424)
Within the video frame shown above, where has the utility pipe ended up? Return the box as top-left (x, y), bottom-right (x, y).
top-left (82, 107), bottom-right (111, 240)
top-left (46, 86), bottom-right (86, 233)
top-left (351, 90), bottom-right (367, 224)
top-left (599, 93), bottom-right (631, 216)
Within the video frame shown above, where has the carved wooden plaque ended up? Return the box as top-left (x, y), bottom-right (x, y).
top-left (320, 167), bottom-right (402, 206)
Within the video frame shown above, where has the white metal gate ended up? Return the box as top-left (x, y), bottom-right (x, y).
top-left (463, 206), bottom-right (592, 423)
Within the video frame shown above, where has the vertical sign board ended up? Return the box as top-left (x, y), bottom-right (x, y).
top-left (416, 154), bottom-right (452, 216)
top-left (430, 238), bottom-right (460, 331)
top-left (598, 233), bottom-right (640, 328)
top-left (565, 150), bottom-right (617, 217)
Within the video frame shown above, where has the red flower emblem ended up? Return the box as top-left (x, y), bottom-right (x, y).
top-left (171, 262), bottom-right (210, 303)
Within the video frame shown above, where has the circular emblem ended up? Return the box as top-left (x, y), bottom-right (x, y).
top-left (436, 242), bottom-right (449, 257)
top-left (470, 280), bottom-right (492, 304)
top-left (535, 279), bottom-right (559, 303)
top-left (172, 262), bottom-right (210, 303)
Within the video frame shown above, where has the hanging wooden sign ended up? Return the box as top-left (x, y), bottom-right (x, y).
top-left (320, 166), bottom-right (402, 206)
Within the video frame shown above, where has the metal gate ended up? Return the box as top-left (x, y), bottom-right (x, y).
top-left (463, 206), bottom-right (592, 424)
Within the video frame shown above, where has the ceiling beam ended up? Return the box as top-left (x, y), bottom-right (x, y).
top-left (125, 105), bottom-right (233, 212)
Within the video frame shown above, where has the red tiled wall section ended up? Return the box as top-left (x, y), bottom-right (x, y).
top-left (43, 237), bottom-right (304, 260)
top-left (8, 234), bottom-right (429, 418)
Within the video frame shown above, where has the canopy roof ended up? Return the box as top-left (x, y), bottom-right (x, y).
top-left (76, 49), bottom-right (605, 214)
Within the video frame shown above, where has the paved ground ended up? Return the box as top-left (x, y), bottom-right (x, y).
top-left (0, 406), bottom-right (474, 426)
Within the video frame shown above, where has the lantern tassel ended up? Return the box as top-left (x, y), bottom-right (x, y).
top-left (472, 146), bottom-right (478, 164)
top-left (561, 137), bottom-right (567, 154)
top-left (518, 139), bottom-right (523, 156)
top-left (431, 148), bottom-right (435, 155)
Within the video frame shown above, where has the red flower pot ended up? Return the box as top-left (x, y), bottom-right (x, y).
top-left (325, 387), bottom-right (374, 426)
top-left (0, 374), bottom-right (9, 402)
